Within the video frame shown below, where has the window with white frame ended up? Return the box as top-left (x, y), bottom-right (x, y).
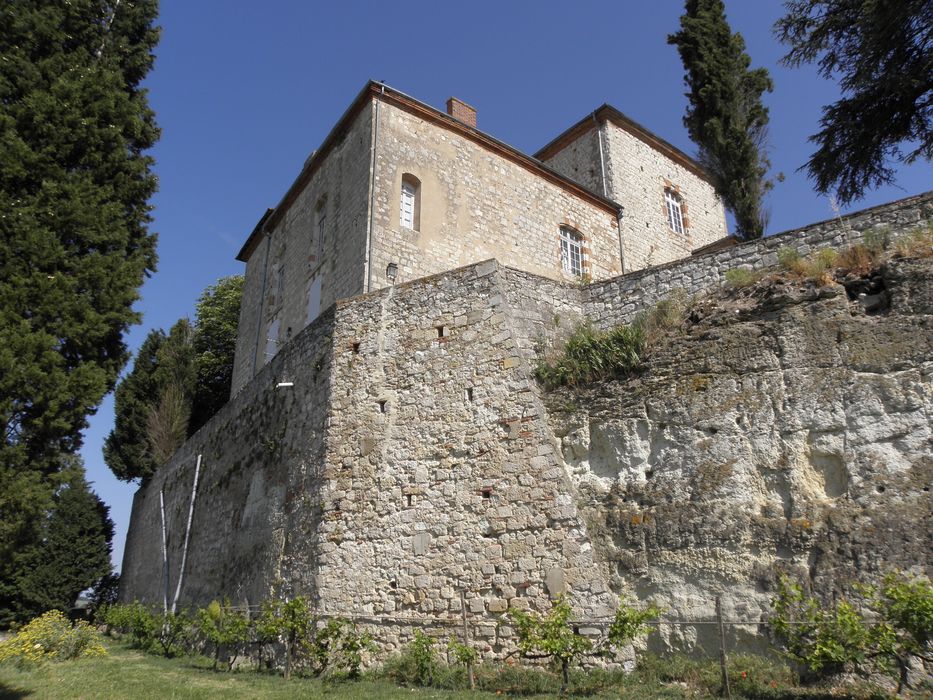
top-left (559, 226), bottom-right (584, 277)
top-left (400, 174), bottom-right (421, 230)
top-left (665, 189), bottom-right (685, 235)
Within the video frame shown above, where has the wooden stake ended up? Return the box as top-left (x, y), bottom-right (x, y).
top-left (460, 587), bottom-right (475, 690)
top-left (716, 595), bottom-right (731, 699)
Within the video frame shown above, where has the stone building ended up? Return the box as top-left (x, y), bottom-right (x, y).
top-left (231, 81), bottom-right (726, 394)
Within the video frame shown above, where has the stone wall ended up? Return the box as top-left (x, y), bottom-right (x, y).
top-left (367, 101), bottom-right (623, 291)
top-left (602, 120), bottom-right (726, 269)
top-left (585, 190), bottom-right (933, 329)
top-left (123, 191), bottom-right (932, 660)
top-left (540, 118), bottom-right (727, 269)
top-left (231, 102), bottom-right (374, 395)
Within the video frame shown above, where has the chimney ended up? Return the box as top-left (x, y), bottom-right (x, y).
top-left (446, 97), bottom-right (477, 128)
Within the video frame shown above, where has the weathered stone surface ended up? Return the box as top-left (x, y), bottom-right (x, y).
top-left (123, 194), bottom-right (932, 660)
top-left (546, 258), bottom-right (932, 654)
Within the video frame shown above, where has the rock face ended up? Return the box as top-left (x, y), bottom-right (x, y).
top-left (547, 258), bottom-right (932, 653)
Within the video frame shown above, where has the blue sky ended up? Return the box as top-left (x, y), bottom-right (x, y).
top-left (80, 0), bottom-right (932, 571)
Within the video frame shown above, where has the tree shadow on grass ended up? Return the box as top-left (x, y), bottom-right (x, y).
top-left (0, 682), bottom-right (31, 700)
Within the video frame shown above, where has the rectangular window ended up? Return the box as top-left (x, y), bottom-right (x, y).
top-left (306, 275), bottom-right (322, 325)
top-left (665, 190), bottom-right (685, 235)
top-left (264, 316), bottom-right (281, 364)
top-left (559, 227), bottom-right (584, 277)
top-left (400, 182), bottom-right (416, 229)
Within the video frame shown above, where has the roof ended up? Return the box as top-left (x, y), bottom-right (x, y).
top-left (535, 105), bottom-right (713, 183)
top-left (236, 81), bottom-right (622, 262)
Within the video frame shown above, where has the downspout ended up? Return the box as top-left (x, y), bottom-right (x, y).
top-left (250, 230), bottom-right (273, 377)
top-left (593, 112), bottom-right (608, 198)
top-left (616, 205), bottom-right (627, 275)
top-left (364, 83), bottom-right (384, 293)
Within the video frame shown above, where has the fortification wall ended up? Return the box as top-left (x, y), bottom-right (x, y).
top-left (122, 191), bottom-right (931, 659)
top-left (586, 191), bottom-right (933, 329)
top-left (121, 309), bottom-right (336, 608)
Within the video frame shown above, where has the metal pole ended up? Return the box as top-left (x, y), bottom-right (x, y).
top-left (171, 454), bottom-right (201, 614)
top-left (716, 595), bottom-right (731, 699)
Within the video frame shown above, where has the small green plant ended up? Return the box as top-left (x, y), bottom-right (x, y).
top-left (307, 617), bottom-right (375, 679)
top-left (507, 596), bottom-right (592, 695)
top-left (893, 222), bottom-right (933, 259)
top-left (724, 267), bottom-right (756, 288)
top-left (447, 638), bottom-right (478, 689)
top-left (862, 226), bottom-right (890, 254)
top-left (102, 601), bottom-right (157, 649)
top-left (777, 246), bottom-right (804, 273)
top-left (534, 323), bottom-right (645, 389)
top-left (383, 629), bottom-right (439, 687)
top-left (605, 599), bottom-right (663, 650)
top-left (195, 599), bottom-right (250, 670)
top-left (770, 572), bottom-right (933, 691)
top-left (153, 609), bottom-right (193, 657)
top-left (0, 610), bottom-right (106, 666)
top-left (259, 596), bottom-right (316, 679)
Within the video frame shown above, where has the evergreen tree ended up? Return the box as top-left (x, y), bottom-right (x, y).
top-left (668, 0), bottom-right (774, 239)
top-left (103, 329), bottom-right (166, 482)
top-left (189, 276), bottom-right (244, 434)
top-left (776, 0), bottom-right (932, 205)
top-left (15, 471), bottom-right (114, 618)
top-left (0, 0), bottom-right (159, 621)
top-left (104, 319), bottom-right (194, 482)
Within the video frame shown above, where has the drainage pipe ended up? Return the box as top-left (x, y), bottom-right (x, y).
top-left (364, 83), bottom-right (384, 293)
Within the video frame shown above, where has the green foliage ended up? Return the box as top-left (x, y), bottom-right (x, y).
top-left (633, 289), bottom-right (689, 343)
top-left (668, 0), bottom-right (774, 239)
top-left (862, 227), bottom-right (891, 254)
top-left (383, 630), bottom-right (439, 687)
top-left (102, 602), bottom-right (157, 649)
top-left (535, 323), bottom-right (645, 389)
top-left (3, 470), bottom-right (113, 625)
top-left (507, 596), bottom-right (592, 693)
top-left (606, 600), bottom-right (662, 650)
top-left (152, 609), bottom-right (193, 658)
top-left (0, 0), bottom-right (159, 621)
top-left (189, 276), bottom-right (244, 434)
top-left (105, 276), bottom-right (243, 482)
top-left (447, 638), bottom-right (478, 668)
top-left (777, 246), bottom-right (838, 283)
top-left (195, 599), bottom-right (250, 670)
top-left (0, 610), bottom-right (106, 666)
top-left (306, 617), bottom-right (375, 679)
top-left (776, 0), bottom-right (931, 204)
top-left (724, 267), bottom-right (757, 288)
top-left (103, 330), bottom-right (165, 481)
top-left (769, 572), bottom-right (933, 690)
top-left (770, 576), bottom-right (873, 675)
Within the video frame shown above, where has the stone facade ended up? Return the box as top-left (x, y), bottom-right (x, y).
top-left (123, 192), bottom-right (932, 657)
top-left (538, 106), bottom-right (727, 269)
top-left (231, 83), bottom-right (728, 394)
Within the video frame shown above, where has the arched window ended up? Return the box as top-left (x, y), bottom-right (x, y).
top-left (400, 174), bottom-right (421, 230)
top-left (559, 226), bottom-right (585, 277)
top-left (665, 188), bottom-right (685, 235)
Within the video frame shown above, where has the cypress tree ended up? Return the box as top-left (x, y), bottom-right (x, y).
top-left (668, 0), bottom-right (774, 239)
top-left (189, 276), bottom-right (244, 434)
top-left (0, 0), bottom-right (159, 621)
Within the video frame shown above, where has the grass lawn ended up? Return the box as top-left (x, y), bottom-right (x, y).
top-left (0, 641), bottom-right (494, 700)
top-left (0, 639), bottom-right (901, 700)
